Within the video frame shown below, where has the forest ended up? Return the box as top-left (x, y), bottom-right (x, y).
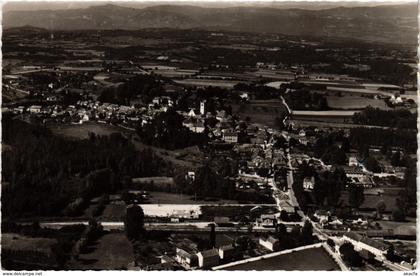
top-left (352, 107), bottom-right (417, 129)
top-left (2, 115), bottom-right (173, 219)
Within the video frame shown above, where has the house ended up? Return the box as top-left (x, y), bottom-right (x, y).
top-left (314, 210), bottom-right (330, 224)
top-left (343, 232), bottom-right (390, 259)
top-left (176, 248), bottom-right (198, 268)
top-left (298, 129), bottom-right (306, 137)
top-left (28, 105), bottom-right (42, 113)
top-left (223, 131), bottom-right (238, 144)
top-left (218, 244), bottom-right (235, 262)
top-left (188, 109), bottom-right (197, 117)
top-left (183, 118), bottom-right (205, 133)
top-left (256, 214), bottom-right (277, 227)
top-left (197, 249), bottom-right (220, 268)
top-left (13, 106), bottom-right (25, 114)
top-left (186, 171), bottom-right (196, 181)
top-left (343, 166), bottom-right (365, 178)
top-left (303, 176), bottom-right (315, 191)
top-left (259, 236), bottom-right (280, 252)
top-left (349, 157), bottom-right (358, 167)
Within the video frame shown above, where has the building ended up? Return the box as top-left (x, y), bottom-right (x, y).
top-left (314, 210), bottom-right (330, 224)
top-left (303, 176), bottom-right (315, 191)
top-left (343, 232), bottom-right (390, 259)
top-left (223, 131), bottom-right (238, 143)
top-left (218, 244), bottom-right (235, 262)
top-left (176, 248), bottom-right (198, 268)
top-left (343, 166), bottom-right (365, 178)
top-left (200, 100), bottom-right (206, 115)
top-left (197, 249), bottom-right (220, 268)
top-left (28, 105), bottom-right (42, 113)
top-left (259, 236), bottom-right (280, 252)
top-left (255, 214), bottom-right (277, 227)
top-left (349, 157), bottom-right (358, 167)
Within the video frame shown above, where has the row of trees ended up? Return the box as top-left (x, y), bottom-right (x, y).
top-left (349, 127), bottom-right (417, 154)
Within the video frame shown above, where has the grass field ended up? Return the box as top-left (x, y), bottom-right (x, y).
top-left (223, 246), bottom-right (340, 270)
top-left (50, 122), bottom-right (122, 140)
top-left (67, 232), bottom-right (134, 270)
top-left (327, 96), bottom-right (390, 110)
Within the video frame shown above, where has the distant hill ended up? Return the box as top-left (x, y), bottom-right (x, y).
top-left (3, 3), bottom-right (418, 44)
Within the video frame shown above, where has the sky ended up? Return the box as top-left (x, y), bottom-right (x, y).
top-left (2, 0), bottom-right (417, 12)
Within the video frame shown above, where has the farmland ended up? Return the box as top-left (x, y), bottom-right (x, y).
top-left (174, 78), bottom-right (241, 88)
top-left (327, 96), bottom-right (390, 110)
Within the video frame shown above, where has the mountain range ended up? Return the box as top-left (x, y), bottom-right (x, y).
top-left (3, 3), bottom-right (418, 44)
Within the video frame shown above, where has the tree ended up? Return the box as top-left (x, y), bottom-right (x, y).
top-left (364, 156), bottom-right (381, 173)
top-left (392, 208), bottom-right (406, 222)
top-left (348, 184), bottom-right (364, 209)
top-left (301, 220), bottom-right (313, 244)
top-left (277, 223), bottom-right (287, 237)
top-left (339, 242), bottom-right (363, 267)
top-left (280, 210), bottom-right (289, 221)
top-left (376, 201), bottom-right (386, 217)
top-left (327, 238), bottom-right (335, 249)
top-left (124, 205), bottom-right (144, 240)
top-left (391, 151), bottom-right (401, 167)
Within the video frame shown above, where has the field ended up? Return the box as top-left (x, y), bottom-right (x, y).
top-left (66, 232), bottom-right (134, 270)
top-left (327, 96), bottom-right (390, 110)
top-left (340, 189), bottom-right (399, 212)
top-left (49, 122), bottom-right (122, 140)
top-left (174, 78), bottom-right (240, 88)
top-left (232, 100), bottom-right (288, 127)
top-left (223, 246), bottom-right (340, 270)
top-left (147, 191), bottom-right (239, 204)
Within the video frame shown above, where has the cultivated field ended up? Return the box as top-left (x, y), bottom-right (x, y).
top-left (327, 96), bottom-right (390, 110)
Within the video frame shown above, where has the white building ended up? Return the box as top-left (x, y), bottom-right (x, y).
top-left (259, 236), bottom-right (280, 252)
top-left (200, 100), bottom-right (206, 115)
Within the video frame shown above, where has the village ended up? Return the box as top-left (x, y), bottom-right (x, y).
top-left (1, 16), bottom-right (417, 272)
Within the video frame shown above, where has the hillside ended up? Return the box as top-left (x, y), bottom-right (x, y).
top-left (3, 4), bottom-right (418, 44)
